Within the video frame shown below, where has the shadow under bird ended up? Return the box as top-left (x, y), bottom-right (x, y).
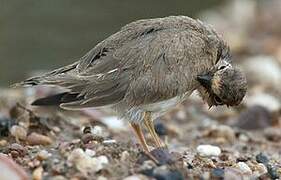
top-left (14, 16), bottom-right (247, 162)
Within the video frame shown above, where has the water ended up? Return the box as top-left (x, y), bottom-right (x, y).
top-left (0, 0), bottom-right (223, 86)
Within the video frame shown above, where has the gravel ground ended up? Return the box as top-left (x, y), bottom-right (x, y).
top-left (0, 0), bottom-right (281, 179)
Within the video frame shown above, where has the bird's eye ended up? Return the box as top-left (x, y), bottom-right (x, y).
top-left (214, 96), bottom-right (223, 105)
top-left (218, 65), bottom-right (226, 70)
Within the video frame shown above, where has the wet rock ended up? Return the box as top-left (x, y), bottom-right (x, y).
top-left (245, 93), bottom-right (280, 112)
top-left (0, 153), bottom-right (29, 180)
top-left (266, 164), bottom-right (279, 179)
top-left (235, 105), bottom-right (272, 130)
top-left (211, 168), bottom-right (224, 179)
top-left (236, 162), bottom-right (252, 174)
top-left (10, 125), bottom-right (27, 141)
top-left (32, 166), bottom-right (43, 180)
top-left (27, 132), bottom-right (53, 146)
top-left (197, 145), bottom-right (221, 157)
top-left (137, 148), bottom-right (175, 165)
top-left (67, 148), bottom-right (109, 175)
top-left (154, 122), bottom-right (168, 136)
top-left (264, 127), bottom-right (281, 142)
top-left (256, 153), bottom-right (269, 165)
top-left (0, 115), bottom-right (15, 137)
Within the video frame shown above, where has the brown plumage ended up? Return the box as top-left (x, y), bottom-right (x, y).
top-left (14, 16), bottom-right (247, 162)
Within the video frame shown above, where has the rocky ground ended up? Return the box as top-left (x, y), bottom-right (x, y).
top-left (0, 0), bottom-right (281, 179)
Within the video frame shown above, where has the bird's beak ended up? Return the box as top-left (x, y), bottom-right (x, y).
top-left (197, 73), bottom-right (213, 89)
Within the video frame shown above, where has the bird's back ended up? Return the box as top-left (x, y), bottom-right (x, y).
top-left (16, 16), bottom-right (227, 110)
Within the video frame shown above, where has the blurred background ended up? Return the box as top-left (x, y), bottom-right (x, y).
top-left (0, 0), bottom-right (223, 86)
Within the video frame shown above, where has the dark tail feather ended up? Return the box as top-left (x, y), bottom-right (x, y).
top-left (31, 92), bottom-right (83, 106)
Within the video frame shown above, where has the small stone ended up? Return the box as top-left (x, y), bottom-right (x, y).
top-left (0, 153), bottom-right (29, 180)
top-left (67, 148), bottom-right (109, 175)
top-left (264, 127), bottom-right (281, 142)
top-left (0, 115), bottom-right (14, 137)
top-left (237, 162), bottom-right (252, 174)
top-left (52, 127), bottom-right (61, 133)
top-left (0, 140), bottom-right (7, 146)
top-left (36, 150), bottom-right (50, 161)
top-left (85, 149), bottom-right (96, 157)
top-left (102, 139), bottom-right (117, 144)
top-left (32, 166), bottom-right (43, 180)
top-left (255, 163), bottom-right (268, 176)
top-left (197, 145), bottom-right (221, 157)
top-left (224, 168), bottom-right (244, 180)
top-left (121, 151), bottom-right (130, 162)
top-left (211, 168), bottom-right (224, 179)
top-left (154, 122), bottom-right (168, 136)
top-left (256, 153), bottom-right (269, 165)
top-left (123, 174), bottom-right (148, 180)
top-left (267, 164), bottom-right (279, 179)
top-left (27, 132), bottom-right (53, 146)
top-left (10, 125), bottom-right (27, 141)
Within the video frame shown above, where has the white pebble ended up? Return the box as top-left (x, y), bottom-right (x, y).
top-left (237, 162), bottom-right (252, 174)
top-left (197, 145), bottom-right (221, 157)
top-left (67, 148), bottom-right (109, 175)
top-left (10, 125), bottom-right (27, 141)
top-left (103, 139), bottom-right (117, 144)
top-left (85, 149), bottom-right (96, 157)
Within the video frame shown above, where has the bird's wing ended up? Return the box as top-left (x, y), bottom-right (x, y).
top-left (18, 16), bottom-right (223, 109)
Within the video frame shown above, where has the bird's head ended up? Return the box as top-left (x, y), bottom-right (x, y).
top-left (197, 60), bottom-right (247, 108)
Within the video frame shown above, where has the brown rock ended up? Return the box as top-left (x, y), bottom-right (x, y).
top-left (27, 132), bottom-right (53, 146)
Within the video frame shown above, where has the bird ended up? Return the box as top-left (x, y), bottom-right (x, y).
top-left (14, 16), bottom-right (247, 161)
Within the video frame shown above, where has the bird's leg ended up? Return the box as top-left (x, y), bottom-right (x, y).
top-left (130, 123), bottom-right (159, 163)
top-left (143, 112), bottom-right (166, 149)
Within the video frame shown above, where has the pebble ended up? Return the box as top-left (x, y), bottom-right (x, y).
top-left (0, 140), bottom-right (8, 146)
top-left (256, 153), bottom-right (269, 165)
top-left (197, 145), bottom-right (221, 157)
top-left (85, 149), bottom-right (96, 157)
top-left (103, 139), bottom-right (117, 144)
top-left (154, 121), bottom-right (168, 136)
top-left (211, 168), bottom-right (225, 179)
top-left (254, 163), bottom-right (268, 176)
top-left (0, 115), bottom-right (14, 137)
top-left (10, 125), bottom-right (27, 141)
top-left (0, 153), bottom-right (29, 180)
top-left (36, 150), bottom-right (50, 161)
top-left (32, 166), bottom-right (43, 180)
top-left (120, 151), bottom-right (130, 162)
top-left (266, 164), bottom-right (280, 179)
top-left (123, 174), bottom-right (148, 180)
top-left (264, 127), bottom-right (281, 142)
top-left (27, 132), bottom-right (53, 146)
top-left (67, 148), bottom-right (109, 175)
top-left (237, 162), bottom-right (252, 174)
